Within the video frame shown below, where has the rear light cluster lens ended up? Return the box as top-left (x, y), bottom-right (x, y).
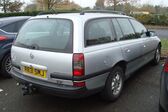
top-left (0, 36), bottom-right (7, 41)
top-left (73, 53), bottom-right (85, 76)
top-left (73, 53), bottom-right (85, 87)
top-left (164, 60), bottom-right (168, 73)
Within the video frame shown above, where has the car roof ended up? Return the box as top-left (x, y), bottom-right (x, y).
top-left (0, 16), bottom-right (31, 27)
top-left (31, 13), bottom-right (132, 22)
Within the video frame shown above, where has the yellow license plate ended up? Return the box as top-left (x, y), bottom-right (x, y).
top-left (23, 66), bottom-right (47, 78)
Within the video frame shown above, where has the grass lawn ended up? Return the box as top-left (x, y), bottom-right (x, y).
top-left (161, 39), bottom-right (168, 57)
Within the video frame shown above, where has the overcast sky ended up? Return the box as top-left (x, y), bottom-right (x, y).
top-left (23, 0), bottom-right (168, 7)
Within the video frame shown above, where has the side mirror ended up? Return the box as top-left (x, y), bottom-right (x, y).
top-left (146, 30), bottom-right (157, 37)
top-left (146, 31), bottom-right (150, 37)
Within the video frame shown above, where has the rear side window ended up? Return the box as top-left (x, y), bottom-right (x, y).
top-left (1, 20), bottom-right (27, 33)
top-left (2, 22), bottom-right (16, 32)
top-left (117, 18), bottom-right (136, 40)
top-left (85, 19), bottom-right (116, 46)
top-left (130, 19), bottom-right (147, 38)
top-left (14, 19), bottom-right (73, 53)
top-left (16, 20), bottom-right (27, 31)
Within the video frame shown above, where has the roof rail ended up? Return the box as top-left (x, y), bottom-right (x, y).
top-left (80, 10), bottom-right (126, 15)
top-left (37, 9), bottom-right (57, 15)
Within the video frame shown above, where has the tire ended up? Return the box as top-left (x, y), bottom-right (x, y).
top-left (152, 46), bottom-right (161, 65)
top-left (1, 53), bottom-right (12, 78)
top-left (101, 66), bottom-right (124, 101)
top-left (159, 103), bottom-right (165, 112)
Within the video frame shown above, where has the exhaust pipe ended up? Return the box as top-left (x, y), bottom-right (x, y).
top-left (22, 84), bottom-right (37, 96)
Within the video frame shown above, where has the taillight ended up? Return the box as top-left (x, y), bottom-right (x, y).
top-left (73, 53), bottom-right (85, 76)
top-left (164, 60), bottom-right (168, 73)
top-left (0, 36), bottom-right (7, 41)
top-left (73, 53), bottom-right (85, 87)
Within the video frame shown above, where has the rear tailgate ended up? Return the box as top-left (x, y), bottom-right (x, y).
top-left (11, 18), bottom-right (74, 86)
top-left (11, 46), bottom-right (73, 85)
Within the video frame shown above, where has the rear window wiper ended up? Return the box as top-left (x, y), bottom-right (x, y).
top-left (14, 42), bottom-right (39, 50)
top-left (30, 44), bottom-right (39, 50)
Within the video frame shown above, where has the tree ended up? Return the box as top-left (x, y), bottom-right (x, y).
top-left (55, 0), bottom-right (81, 10)
top-left (105, 0), bottom-right (122, 11)
top-left (24, 4), bottom-right (37, 12)
top-left (105, 0), bottom-right (139, 11)
top-left (0, 0), bottom-right (10, 13)
top-left (36, 0), bottom-right (64, 11)
top-left (95, 0), bottom-right (105, 9)
top-left (0, 0), bottom-right (24, 13)
top-left (8, 1), bottom-right (24, 12)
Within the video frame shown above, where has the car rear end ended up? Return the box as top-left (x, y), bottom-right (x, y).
top-left (0, 16), bottom-right (30, 77)
top-left (160, 57), bottom-right (168, 112)
top-left (0, 30), bottom-right (16, 60)
top-left (11, 15), bottom-right (96, 98)
top-left (0, 31), bottom-right (16, 75)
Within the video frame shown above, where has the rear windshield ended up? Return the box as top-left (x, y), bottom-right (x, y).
top-left (14, 19), bottom-right (73, 53)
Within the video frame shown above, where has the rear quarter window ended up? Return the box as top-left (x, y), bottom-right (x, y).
top-left (1, 19), bottom-right (27, 33)
top-left (1, 22), bottom-right (16, 32)
top-left (85, 18), bottom-right (116, 46)
top-left (116, 18), bottom-right (136, 40)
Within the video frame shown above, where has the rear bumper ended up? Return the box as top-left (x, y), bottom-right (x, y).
top-left (160, 71), bottom-right (168, 112)
top-left (11, 67), bottom-right (103, 98)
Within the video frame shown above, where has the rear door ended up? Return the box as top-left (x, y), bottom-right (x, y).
top-left (12, 18), bottom-right (73, 84)
top-left (84, 18), bottom-right (121, 77)
top-left (112, 18), bottom-right (144, 76)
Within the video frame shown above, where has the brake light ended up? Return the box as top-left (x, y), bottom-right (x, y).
top-left (73, 53), bottom-right (85, 76)
top-left (0, 36), bottom-right (7, 41)
top-left (164, 60), bottom-right (168, 73)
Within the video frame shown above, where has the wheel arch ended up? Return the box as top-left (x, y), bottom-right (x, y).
top-left (111, 60), bottom-right (128, 80)
top-left (0, 50), bottom-right (10, 69)
top-left (158, 42), bottom-right (162, 50)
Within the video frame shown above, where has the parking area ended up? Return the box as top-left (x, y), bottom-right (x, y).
top-left (150, 29), bottom-right (168, 39)
top-left (0, 63), bottom-right (163, 112)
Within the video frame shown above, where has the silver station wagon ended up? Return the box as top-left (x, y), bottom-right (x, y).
top-left (11, 11), bottom-right (161, 101)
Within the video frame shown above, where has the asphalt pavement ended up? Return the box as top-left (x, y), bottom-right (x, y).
top-left (150, 29), bottom-right (168, 39)
top-left (0, 62), bottom-right (163, 112)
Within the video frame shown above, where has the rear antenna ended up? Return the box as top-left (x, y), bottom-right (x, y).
top-left (37, 8), bottom-right (57, 15)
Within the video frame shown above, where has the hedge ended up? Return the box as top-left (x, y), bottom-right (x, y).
top-left (0, 10), bottom-right (79, 17)
top-left (0, 11), bottom-right (40, 17)
top-left (0, 11), bottom-right (168, 26)
top-left (132, 14), bottom-right (168, 26)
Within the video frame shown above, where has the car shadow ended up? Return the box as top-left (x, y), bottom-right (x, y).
top-left (0, 76), bottom-right (5, 81)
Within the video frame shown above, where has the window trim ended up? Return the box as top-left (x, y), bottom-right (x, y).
top-left (84, 17), bottom-right (117, 47)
